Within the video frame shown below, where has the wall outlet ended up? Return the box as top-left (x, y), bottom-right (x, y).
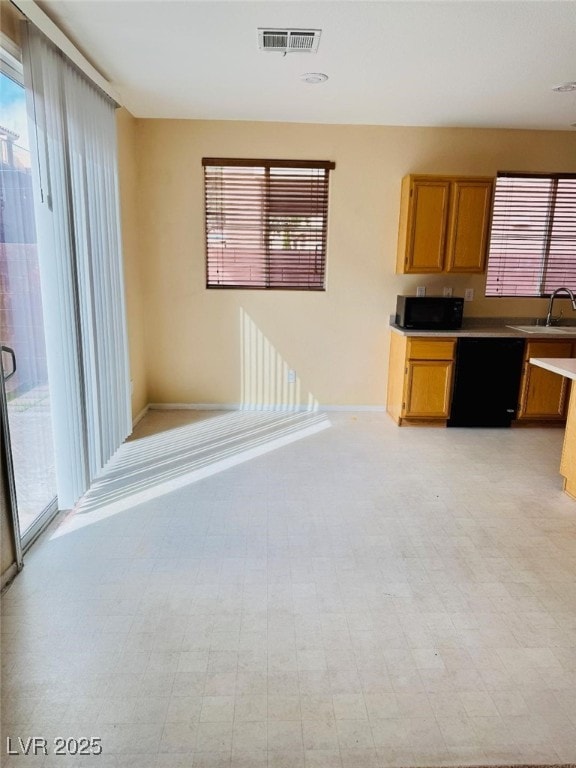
top-left (416, 286), bottom-right (426, 297)
top-left (287, 368), bottom-right (296, 384)
top-left (464, 288), bottom-right (474, 301)
top-left (443, 287), bottom-right (453, 297)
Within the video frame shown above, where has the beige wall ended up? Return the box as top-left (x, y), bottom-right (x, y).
top-left (129, 119), bottom-right (576, 408)
top-left (116, 108), bottom-right (148, 420)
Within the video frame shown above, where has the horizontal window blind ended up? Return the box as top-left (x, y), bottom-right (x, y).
top-left (485, 173), bottom-right (576, 297)
top-left (203, 158), bottom-right (335, 290)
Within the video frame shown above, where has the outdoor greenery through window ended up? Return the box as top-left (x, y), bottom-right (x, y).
top-left (485, 172), bottom-right (576, 297)
top-left (203, 158), bottom-right (335, 290)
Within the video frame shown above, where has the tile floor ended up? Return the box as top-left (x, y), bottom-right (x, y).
top-left (2, 410), bottom-right (576, 767)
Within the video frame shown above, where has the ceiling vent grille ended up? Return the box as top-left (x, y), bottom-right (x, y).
top-left (258, 29), bottom-right (321, 54)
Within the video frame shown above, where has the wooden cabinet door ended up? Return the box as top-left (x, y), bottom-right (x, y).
top-left (560, 388), bottom-right (576, 496)
top-left (445, 179), bottom-right (493, 273)
top-left (404, 179), bottom-right (450, 273)
top-left (518, 340), bottom-right (573, 420)
top-left (387, 332), bottom-right (408, 424)
top-left (404, 360), bottom-right (454, 418)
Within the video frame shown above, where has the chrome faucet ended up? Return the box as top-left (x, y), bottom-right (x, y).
top-left (545, 286), bottom-right (576, 326)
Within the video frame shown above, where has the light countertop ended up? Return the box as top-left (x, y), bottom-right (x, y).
top-left (389, 317), bottom-right (576, 339)
top-left (529, 358), bottom-right (576, 380)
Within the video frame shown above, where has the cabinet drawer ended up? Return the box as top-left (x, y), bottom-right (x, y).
top-left (407, 338), bottom-right (456, 360)
top-left (524, 340), bottom-right (573, 360)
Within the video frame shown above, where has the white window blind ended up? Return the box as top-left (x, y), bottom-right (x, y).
top-left (203, 158), bottom-right (335, 290)
top-left (485, 173), bottom-right (576, 297)
top-left (21, 23), bottom-right (131, 508)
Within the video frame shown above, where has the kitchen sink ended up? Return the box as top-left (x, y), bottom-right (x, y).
top-left (506, 324), bottom-right (576, 334)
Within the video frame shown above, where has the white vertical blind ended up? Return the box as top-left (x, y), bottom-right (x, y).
top-left (21, 23), bottom-right (131, 508)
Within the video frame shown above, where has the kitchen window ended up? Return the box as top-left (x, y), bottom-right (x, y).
top-left (203, 158), bottom-right (335, 290)
top-left (485, 172), bottom-right (576, 297)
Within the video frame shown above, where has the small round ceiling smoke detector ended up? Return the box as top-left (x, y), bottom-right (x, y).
top-left (301, 72), bottom-right (328, 84)
top-left (552, 82), bottom-right (576, 92)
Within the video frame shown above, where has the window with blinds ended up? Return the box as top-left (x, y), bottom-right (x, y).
top-left (485, 172), bottom-right (576, 297)
top-left (203, 158), bottom-right (335, 290)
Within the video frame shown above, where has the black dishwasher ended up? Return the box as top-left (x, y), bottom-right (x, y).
top-left (447, 337), bottom-right (525, 427)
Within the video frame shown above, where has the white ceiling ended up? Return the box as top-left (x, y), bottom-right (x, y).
top-left (37, 0), bottom-right (576, 131)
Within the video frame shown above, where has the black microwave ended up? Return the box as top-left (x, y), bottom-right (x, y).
top-left (395, 295), bottom-right (464, 330)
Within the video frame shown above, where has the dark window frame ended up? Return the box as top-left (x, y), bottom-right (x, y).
top-left (203, 157), bottom-right (335, 291)
top-left (485, 171), bottom-right (576, 298)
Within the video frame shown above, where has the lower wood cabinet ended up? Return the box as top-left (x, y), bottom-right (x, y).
top-left (517, 340), bottom-right (573, 421)
top-left (561, 387), bottom-right (576, 498)
top-left (387, 335), bottom-right (456, 425)
top-left (404, 359), bottom-right (454, 418)
top-left (387, 333), bottom-right (574, 427)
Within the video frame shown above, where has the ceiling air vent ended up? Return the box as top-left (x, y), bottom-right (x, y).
top-left (258, 29), bottom-right (321, 54)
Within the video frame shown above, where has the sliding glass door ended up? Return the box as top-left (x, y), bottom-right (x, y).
top-left (0, 42), bottom-right (57, 545)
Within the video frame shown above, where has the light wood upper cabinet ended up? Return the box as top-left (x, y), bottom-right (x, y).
top-left (396, 175), bottom-right (494, 274)
top-left (397, 178), bottom-right (450, 273)
top-left (445, 179), bottom-right (494, 272)
top-left (517, 340), bottom-right (573, 421)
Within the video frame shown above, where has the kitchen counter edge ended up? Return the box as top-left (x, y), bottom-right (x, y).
top-left (529, 358), bottom-right (576, 380)
top-left (389, 320), bottom-right (576, 339)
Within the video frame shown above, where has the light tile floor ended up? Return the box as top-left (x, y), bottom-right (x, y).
top-left (2, 410), bottom-right (576, 767)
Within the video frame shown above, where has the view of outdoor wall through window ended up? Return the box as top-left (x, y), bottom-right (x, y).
top-left (485, 173), bottom-right (576, 297)
top-left (203, 158), bottom-right (334, 290)
top-left (0, 44), bottom-right (57, 541)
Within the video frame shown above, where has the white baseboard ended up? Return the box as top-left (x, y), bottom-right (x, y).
top-left (322, 405), bottom-right (386, 412)
top-left (147, 402), bottom-right (386, 413)
top-left (149, 403), bottom-right (243, 411)
top-left (132, 404), bottom-right (150, 426)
